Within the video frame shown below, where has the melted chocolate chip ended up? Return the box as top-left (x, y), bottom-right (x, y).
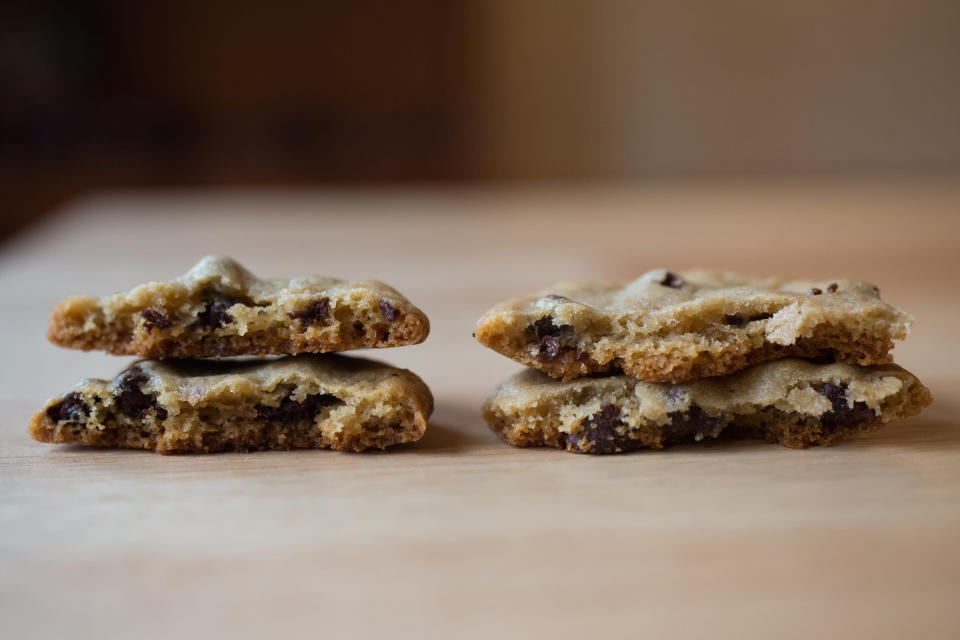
top-left (536, 335), bottom-right (561, 362)
top-left (288, 297), bottom-right (330, 328)
top-left (532, 317), bottom-right (563, 338)
top-left (353, 321), bottom-right (365, 334)
top-left (806, 354), bottom-right (837, 365)
top-left (809, 287), bottom-right (823, 295)
top-left (46, 392), bottom-right (89, 424)
top-left (256, 393), bottom-right (342, 423)
top-left (528, 317), bottom-right (578, 363)
top-left (115, 370), bottom-right (165, 420)
top-left (141, 308), bottom-right (172, 332)
top-left (724, 313), bottom-right (773, 327)
top-left (379, 298), bottom-right (398, 321)
top-left (664, 406), bottom-right (722, 444)
top-left (566, 404), bottom-right (643, 454)
top-left (659, 271), bottom-right (684, 289)
top-left (816, 383), bottom-right (876, 431)
top-left (826, 282), bottom-right (838, 293)
top-left (192, 292), bottom-right (238, 329)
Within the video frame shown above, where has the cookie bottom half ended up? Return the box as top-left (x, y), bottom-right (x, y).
top-left (483, 360), bottom-right (931, 454)
top-left (30, 355), bottom-right (432, 454)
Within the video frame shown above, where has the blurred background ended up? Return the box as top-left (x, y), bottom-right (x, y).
top-left (2, 0), bottom-right (959, 241)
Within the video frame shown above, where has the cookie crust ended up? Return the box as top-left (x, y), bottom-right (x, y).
top-left (475, 269), bottom-right (911, 382)
top-left (483, 359), bottom-right (931, 454)
top-left (48, 256), bottom-right (430, 358)
top-left (30, 355), bottom-right (433, 453)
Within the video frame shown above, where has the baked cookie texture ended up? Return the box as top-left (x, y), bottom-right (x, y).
top-left (475, 269), bottom-right (911, 383)
top-left (483, 359), bottom-right (931, 454)
top-left (48, 255), bottom-right (430, 358)
top-left (30, 355), bottom-right (433, 454)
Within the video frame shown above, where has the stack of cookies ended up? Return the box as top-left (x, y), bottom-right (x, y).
top-left (30, 256), bottom-right (433, 454)
top-left (475, 269), bottom-right (931, 454)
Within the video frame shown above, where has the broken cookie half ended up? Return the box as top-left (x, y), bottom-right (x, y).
top-left (483, 358), bottom-right (931, 454)
top-left (48, 255), bottom-right (430, 358)
top-left (475, 269), bottom-right (911, 383)
top-left (30, 354), bottom-right (433, 453)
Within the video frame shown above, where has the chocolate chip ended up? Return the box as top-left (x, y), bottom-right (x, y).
top-left (379, 298), bottom-right (398, 321)
top-left (193, 292), bottom-right (238, 329)
top-left (141, 308), bottom-right (172, 332)
top-left (806, 354), bottom-right (837, 365)
top-left (353, 321), bottom-right (365, 334)
top-left (566, 404), bottom-right (642, 454)
top-left (46, 392), bottom-right (89, 424)
top-left (115, 370), bottom-right (165, 420)
top-left (287, 297), bottom-right (330, 328)
top-left (532, 317), bottom-right (562, 338)
top-left (533, 317), bottom-right (576, 342)
top-left (724, 313), bottom-right (773, 327)
top-left (809, 287), bottom-right (823, 295)
top-left (527, 317), bottom-right (578, 363)
top-left (536, 335), bottom-right (561, 362)
top-left (659, 271), bottom-right (684, 289)
top-left (664, 406), bottom-right (722, 444)
top-left (826, 282), bottom-right (838, 293)
top-left (816, 383), bottom-right (876, 431)
top-left (256, 393), bottom-right (341, 423)
top-left (544, 294), bottom-right (568, 301)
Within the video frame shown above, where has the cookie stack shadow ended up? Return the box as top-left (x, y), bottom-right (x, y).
top-left (475, 269), bottom-right (932, 454)
top-left (30, 256), bottom-right (433, 454)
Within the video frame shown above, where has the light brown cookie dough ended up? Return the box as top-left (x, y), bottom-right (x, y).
top-left (29, 354), bottom-right (433, 454)
top-left (483, 359), bottom-right (931, 454)
top-left (475, 269), bottom-right (911, 382)
top-left (48, 255), bottom-right (429, 358)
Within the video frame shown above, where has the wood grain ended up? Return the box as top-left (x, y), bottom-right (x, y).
top-left (2, 179), bottom-right (959, 639)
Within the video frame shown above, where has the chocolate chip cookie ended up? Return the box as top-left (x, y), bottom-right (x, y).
top-left (30, 354), bottom-right (433, 453)
top-left (48, 255), bottom-right (430, 358)
top-left (475, 269), bottom-right (910, 383)
top-left (483, 358), bottom-right (931, 453)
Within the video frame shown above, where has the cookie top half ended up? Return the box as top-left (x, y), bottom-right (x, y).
top-left (48, 255), bottom-right (430, 358)
top-left (475, 269), bottom-right (911, 382)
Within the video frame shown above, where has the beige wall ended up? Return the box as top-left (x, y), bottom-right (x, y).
top-left (473, 1), bottom-right (960, 177)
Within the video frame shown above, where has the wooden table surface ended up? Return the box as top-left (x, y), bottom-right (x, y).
top-left (2, 179), bottom-right (959, 639)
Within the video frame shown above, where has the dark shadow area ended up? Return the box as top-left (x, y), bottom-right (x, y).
top-left (0, 0), bottom-right (475, 242)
